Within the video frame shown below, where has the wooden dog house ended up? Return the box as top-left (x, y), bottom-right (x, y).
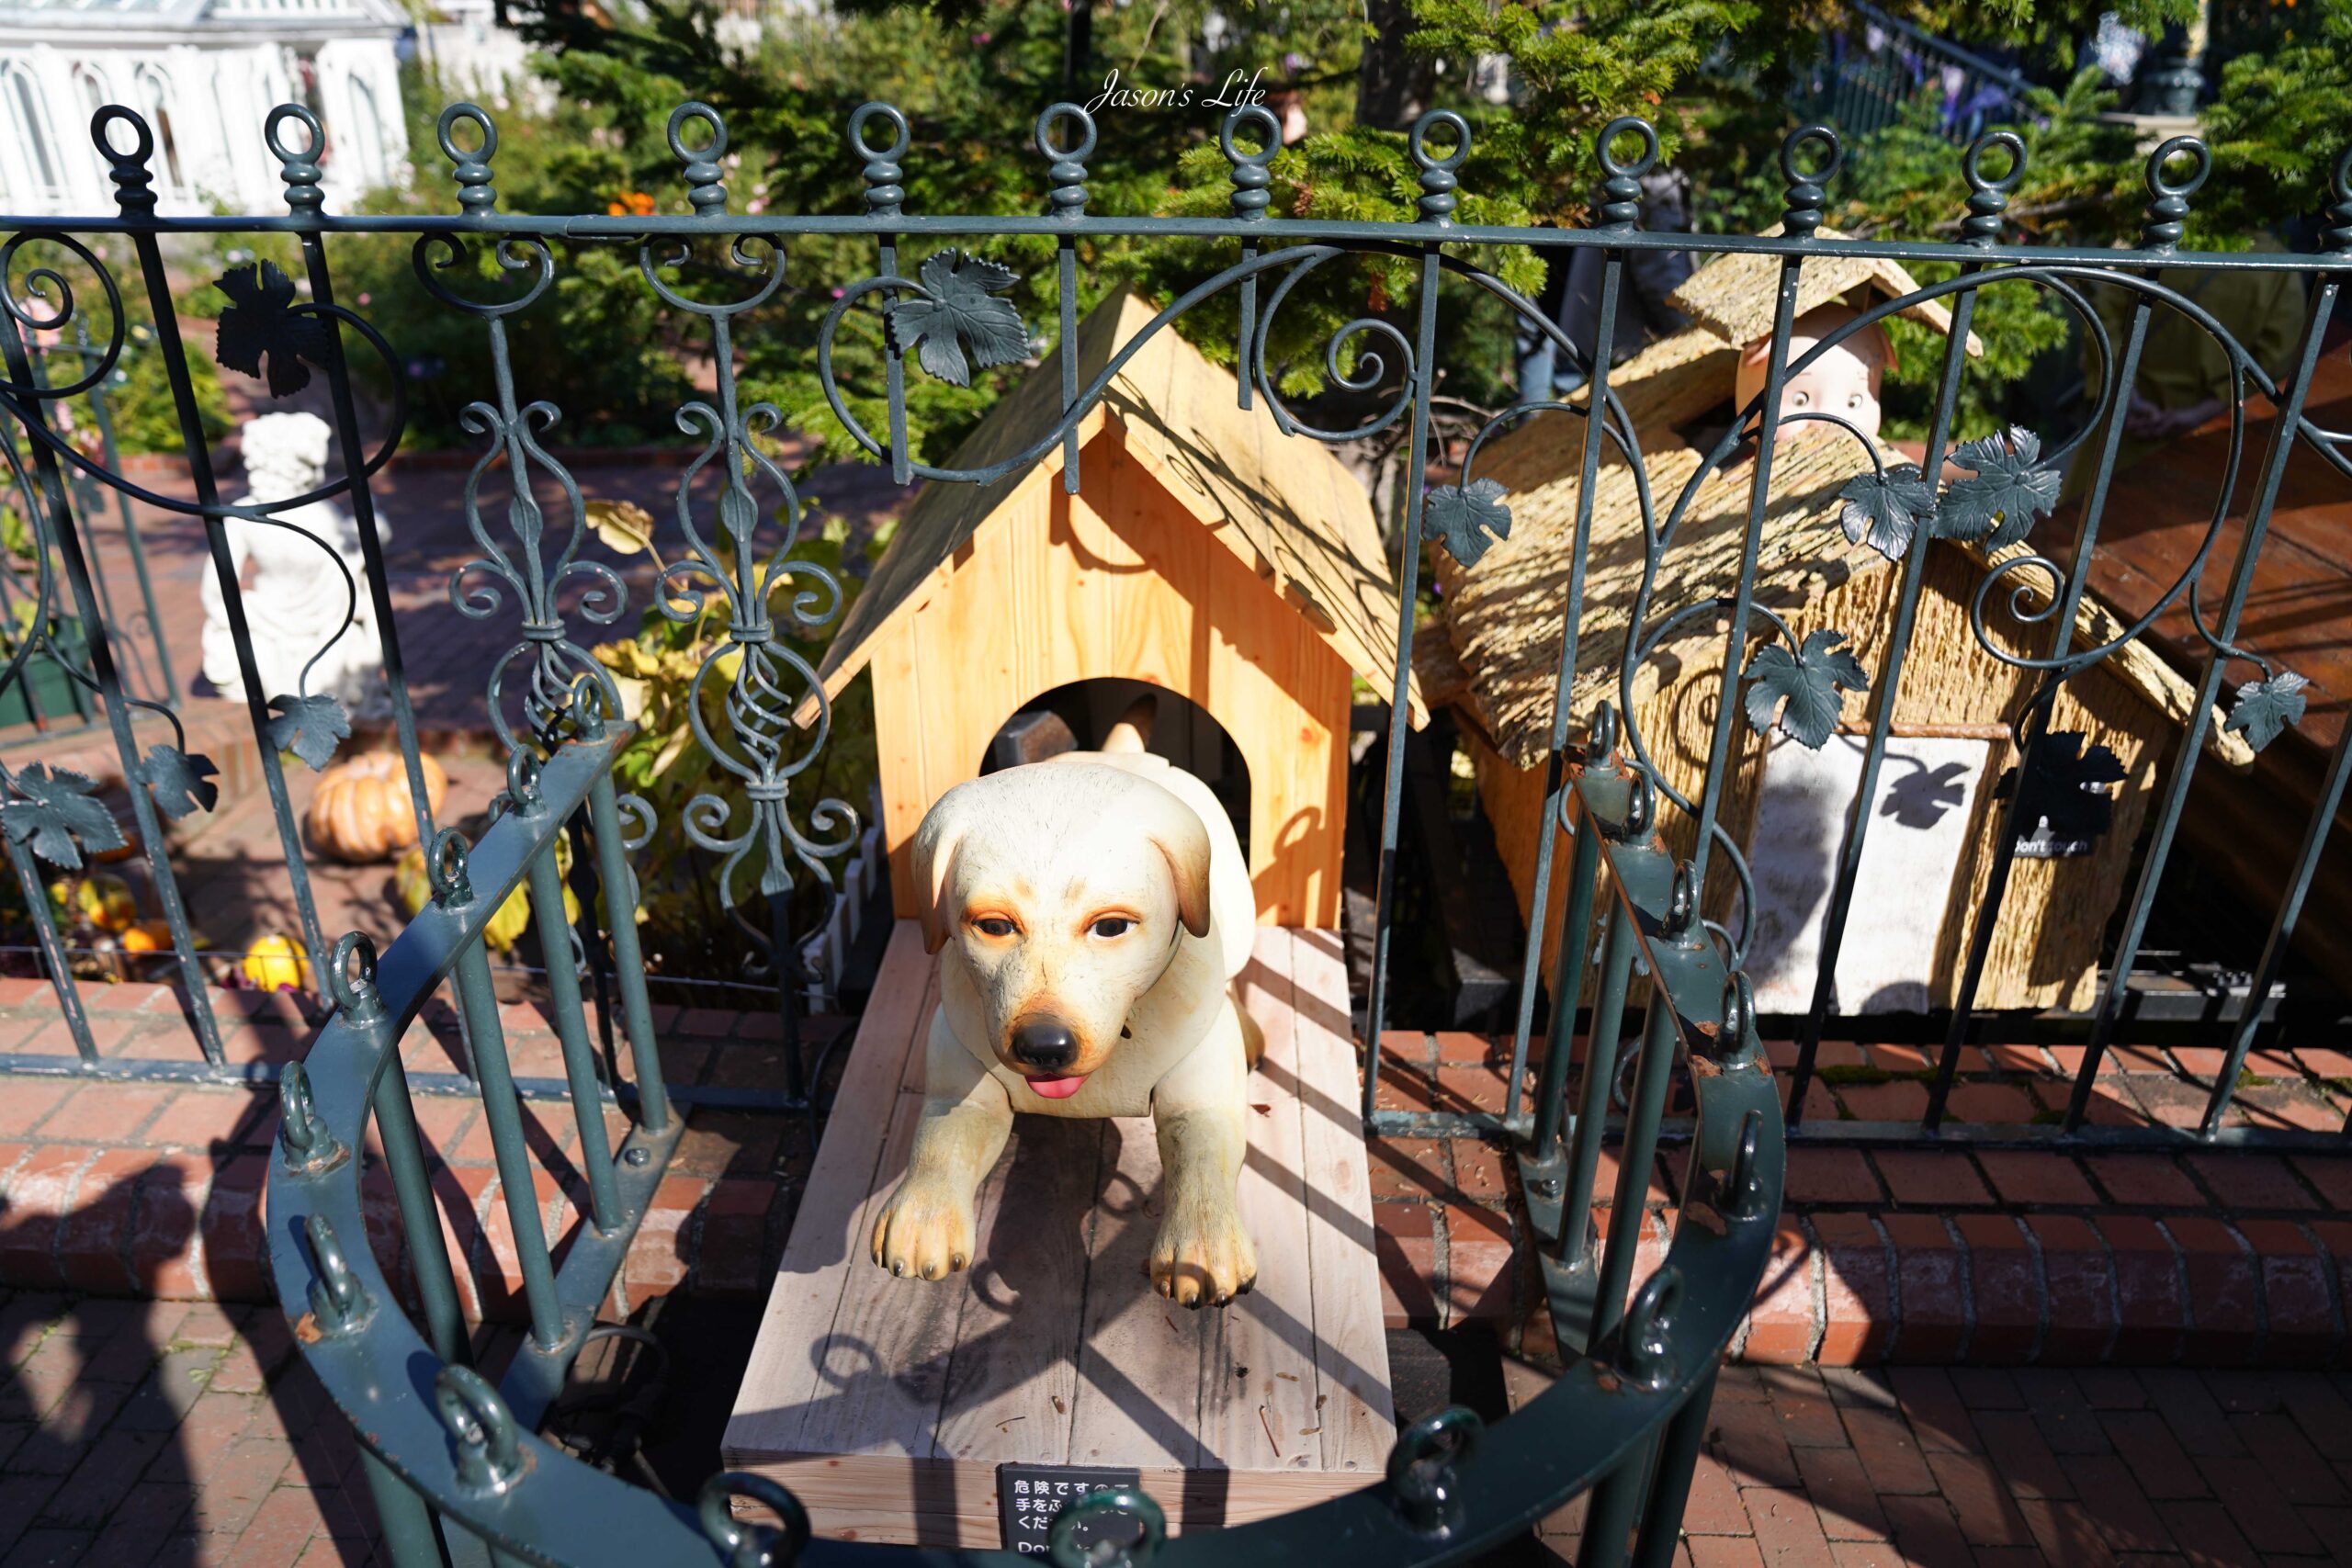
top-left (732, 291), bottom-right (1404, 1545)
top-left (1420, 247), bottom-right (2249, 1013)
top-left (808, 288), bottom-right (1424, 931)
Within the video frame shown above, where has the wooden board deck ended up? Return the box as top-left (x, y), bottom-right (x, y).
top-left (722, 921), bottom-right (1394, 1546)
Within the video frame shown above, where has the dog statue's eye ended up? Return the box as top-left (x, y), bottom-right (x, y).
top-left (1091, 917), bottom-right (1132, 939)
top-left (972, 918), bottom-right (1017, 939)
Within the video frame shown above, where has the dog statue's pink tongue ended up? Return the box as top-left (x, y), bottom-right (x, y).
top-left (1026, 1075), bottom-right (1086, 1100)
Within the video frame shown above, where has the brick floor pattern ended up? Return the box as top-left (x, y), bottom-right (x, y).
top-left (1534, 1360), bottom-right (2352, 1567)
top-left (0, 1290), bottom-right (437, 1567)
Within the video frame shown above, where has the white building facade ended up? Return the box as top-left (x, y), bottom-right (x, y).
top-left (0, 0), bottom-right (411, 217)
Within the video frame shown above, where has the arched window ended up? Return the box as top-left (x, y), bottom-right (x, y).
top-left (345, 74), bottom-right (384, 187)
top-left (5, 64), bottom-right (62, 200)
top-left (73, 65), bottom-right (107, 134)
top-left (137, 67), bottom-right (187, 194)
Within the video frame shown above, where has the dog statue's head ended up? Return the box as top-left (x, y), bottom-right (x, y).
top-left (912, 761), bottom-right (1212, 1097)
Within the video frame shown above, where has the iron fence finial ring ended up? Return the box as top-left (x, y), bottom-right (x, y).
top-left (504, 747), bottom-right (544, 812)
top-left (1962, 130), bottom-right (2027, 193)
top-left (265, 103), bottom-right (324, 164)
top-left (266, 105), bottom-right (328, 216)
top-left (1618, 1265), bottom-right (1684, 1390)
top-left (435, 1366), bottom-right (529, 1497)
top-left (1034, 101), bottom-right (1099, 164)
top-left (1036, 102), bottom-right (1096, 220)
top-left (697, 1472), bottom-right (811, 1567)
top-left (669, 102), bottom-right (731, 216)
top-left (91, 105), bottom-right (154, 164)
top-left (2141, 135), bottom-right (2210, 250)
top-left (1778, 123), bottom-right (1839, 237)
top-left (847, 101), bottom-right (910, 164)
top-left (1219, 104), bottom-right (1282, 171)
top-left (303, 1213), bottom-right (374, 1334)
top-left (849, 103), bottom-right (910, 219)
top-left (1717, 970), bottom-right (1753, 1055)
top-left (1387, 1405), bottom-right (1483, 1538)
top-left (1594, 116), bottom-right (1659, 231)
top-left (428, 827), bottom-right (475, 908)
top-left (1724, 1107), bottom-right (1768, 1219)
top-left (435, 102), bottom-right (499, 164)
top-left (667, 101), bottom-right (729, 164)
top-left (324, 931), bottom-right (382, 1021)
top-left (1585, 700), bottom-right (1619, 764)
top-left (277, 1060), bottom-right (348, 1175)
top-left (436, 104), bottom-right (500, 216)
top-left (1961, 130), bottom-right (2025, 245)
top-left (1777, 122), bottom-right (1842, 190)
top-left (90, 107), bottom-right (158, 215)
top-left (1666, 860), bottom-right (1698, 941)
top-left (2143, 134), bottom-right (2211, 201)
top-left (1047, 1486), bottom-right (1166, 1567)
top-left (1409, 109), bottom-right (1473, 174)
top-left (1411, 109), bottom-right (1470, 224)
top-left (1595, 115), bottom-right (1660, 181)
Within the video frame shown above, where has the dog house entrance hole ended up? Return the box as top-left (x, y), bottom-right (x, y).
top-left (980, 680), bottom-right (1250, 859)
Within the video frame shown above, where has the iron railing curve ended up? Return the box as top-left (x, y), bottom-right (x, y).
top-left (266, 739), bottom-right (1783, 1567)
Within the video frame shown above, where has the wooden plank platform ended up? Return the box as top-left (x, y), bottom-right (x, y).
top-left (723, 921), bottom-right (1394, 1546)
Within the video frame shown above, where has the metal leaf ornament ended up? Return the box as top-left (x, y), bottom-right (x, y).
top-left (1742, 629), bottom-right (1871, 749)
top-left (1422, 479), bottom-right (1513, 568)
top-left (266, 692), bottom-right (352, 772)
top-left (1938, 427), bottom-right (2062, 549)
top-left (1, 762), bottom-right (126, 870)
top-left (142, 744), bottom-right (220, 821)
top-left (884, 252), bottom-right (1030, 388)
top-left (1837, 464), bottom-right (1937, 563)
top-left (214, 262), bottom-right (334, 398)
top-left (2223, 670), bottom-right (2310, 753)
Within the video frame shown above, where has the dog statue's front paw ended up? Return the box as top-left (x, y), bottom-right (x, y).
top-left (1148, 1205), bottom-right (1258, 1308)
top-left (871, 1180), bottom-right (976, 1281)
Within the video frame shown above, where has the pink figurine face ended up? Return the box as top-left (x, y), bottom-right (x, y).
top-left (1735, 302), bottom-right (1893, 449)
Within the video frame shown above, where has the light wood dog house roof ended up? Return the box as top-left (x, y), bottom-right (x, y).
top-left (814, 289), bottom-right (1422, 721)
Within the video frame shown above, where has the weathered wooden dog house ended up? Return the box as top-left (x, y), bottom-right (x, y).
top-left (1421, 245), bottom-right (2248, 1013)
top-left (729, 291), bottom-right (1406, 1543)
top-left (808, 288), bottom-right (1424, 931)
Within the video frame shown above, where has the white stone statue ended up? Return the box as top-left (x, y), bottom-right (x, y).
top-left (199, 412), bottom-right (390, 712)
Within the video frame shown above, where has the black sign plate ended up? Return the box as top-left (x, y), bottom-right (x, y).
top-left (996, 1462), bottom-right (1142, 1555)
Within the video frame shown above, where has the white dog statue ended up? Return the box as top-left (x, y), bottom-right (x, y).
top-left (199, 411), bottom-right (389, 710)
top-left (873, 700), bottom-right (1264, 1307)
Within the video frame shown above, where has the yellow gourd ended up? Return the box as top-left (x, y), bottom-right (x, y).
top-left (243, 934), bottom-right (311, 991)
top-left (305, 752), bottom-right (451, 863)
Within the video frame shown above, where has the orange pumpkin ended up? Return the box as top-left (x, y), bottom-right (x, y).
top-left (305, 751), bottom-right (450, 863)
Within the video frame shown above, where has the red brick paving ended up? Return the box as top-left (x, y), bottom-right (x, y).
top-left (1521, 1358), bottom-right (2352, 1565)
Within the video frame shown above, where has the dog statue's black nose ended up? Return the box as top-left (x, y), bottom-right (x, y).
top-left (1010, 1020), bottom-right (1079, 1070)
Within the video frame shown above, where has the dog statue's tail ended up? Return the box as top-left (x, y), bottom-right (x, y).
top-left (1101, 692), bottom-right (1157, 754)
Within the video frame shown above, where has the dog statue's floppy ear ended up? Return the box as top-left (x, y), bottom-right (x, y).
top-left (910, 786), bottom-right (970, 955)
top-left (1135, 783), bottom-right (1213, 940)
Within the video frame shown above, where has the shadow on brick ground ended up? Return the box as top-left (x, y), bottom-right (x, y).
top-left (0, 1160), bottom-right (379, 1565)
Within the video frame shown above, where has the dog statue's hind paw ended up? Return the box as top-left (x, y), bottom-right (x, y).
top-left (1148, 1206), bottom-right (1258, 1308)
top-left (871, 1180), bottom-right (977, 1281)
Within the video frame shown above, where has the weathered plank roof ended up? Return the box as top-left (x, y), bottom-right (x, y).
top-left (1431, 420), bottom-right (2249, 771)
top-left (814, 289), bottom-right (1422, 721)
top-left (1596, 228), bottom-right (1986, 437)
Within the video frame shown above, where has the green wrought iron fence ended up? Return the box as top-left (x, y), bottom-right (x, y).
top-left (0, 321), bottom-right (176, 730)
top-left (0, 85), bottom-right (2347, 1565)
